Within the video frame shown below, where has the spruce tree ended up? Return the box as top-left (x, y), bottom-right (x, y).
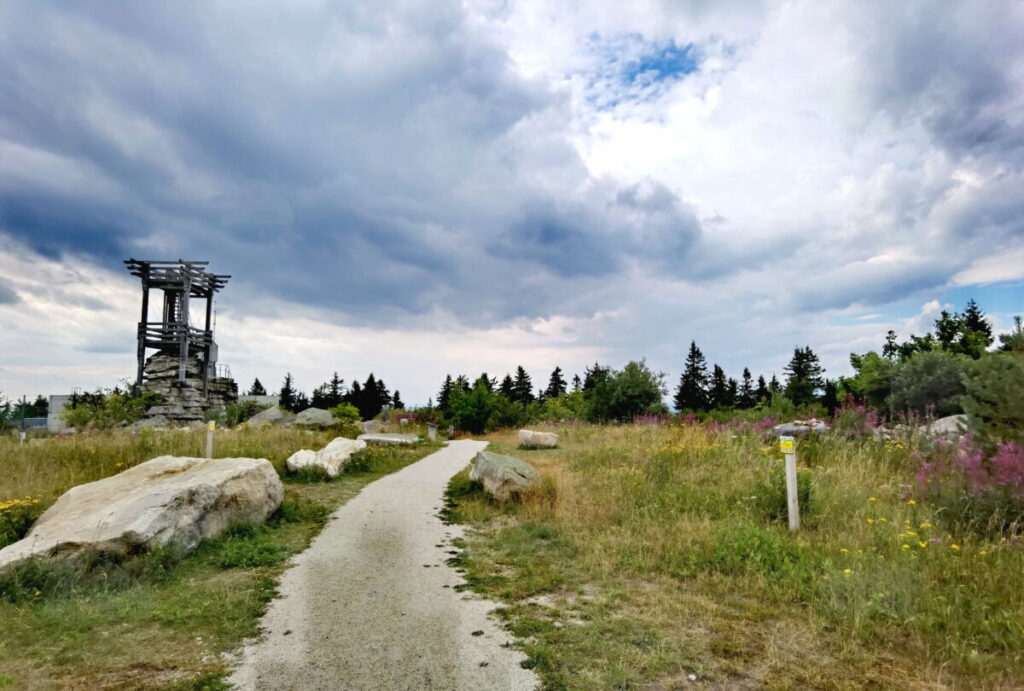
top-left (822, 379), bottom-right (839, 417)
top-left (708, 364), bottom-right (729, 409)
top-left (738, 368), bottom-right (755, 408)
top-left (328, 372), bottom-right (344, 408)
top-left (278, 373), bottom-right (297, 412)
top-left (726, 377), bottom-right (738, 409)
top-left (392, 390), bottom-right (404, 409)
top-left (294, 391), bottom-right (310, 411)
top-left (345, 381), bottom-right (364, 417)
top-left (545, 367), bottom-right (567, 399)
top-left (769, 374), bottom-right (782, 395)
top-left (247, 378), bottom-right (267, 396)
top-left (572, 374), bottom-right (582, 392)
top-left (499, 374), bottom-right (515, 398)
top-left (674, 341), bottom-right (709, 412)
top-left (512, 366), bottom-right (534, 404)
top-left (473, 373), bottom-right (496, 392)
top-left (784, 346), bottom-right (825, 407)
top-left (437, 375), bottom-right (454, 411)
top-left (756, 375), bottom-right (769, 403)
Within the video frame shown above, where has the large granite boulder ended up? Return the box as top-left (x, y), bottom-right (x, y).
top-left (247, 406), bottom-right (286, 427)
top-left (357, 433), bottom-right (419, 446)
top-left (470, 451), bottom-right (541, 503)
top-left (518, 429), bottom-right (559, 449)
top-left (0, 455), bottom-right (283, 570)
top-left (921, 414), bottom-right (967, 439)
top-left (773, 419), bottom-right (830, 436)
top-left (286, 437), bottom-right (366, 477)
top-left (295, 407), bottom-right (336, 427)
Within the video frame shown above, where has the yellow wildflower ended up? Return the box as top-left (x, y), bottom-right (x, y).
top-left (868, 497), bottom-right (877, 502)
top-left (843, 569), bottom-right (853, 575)
top-left (979, 550), bottom-right (988, 556)
top-left (919, 522), bottom-right (932, 529)
top-left (866, 518), bottom-right (875, 524)
top-left (902, 544), bottom-right (910, 550)
top-left (907, 499), bottom-right (917, 505)
top-left (839, 548), bottom-right (849, 553)
top-left (918, 542), bottom-right (928, 548)
top-left (950, 544), bottom-right (960, 550)
top-left (34, 590), bottom-right (41, 597)
top-left (879, 518), bottom-right (888, 523)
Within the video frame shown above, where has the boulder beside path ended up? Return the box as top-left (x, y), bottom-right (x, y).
top-left (470, 450), bottom-right (541, 502)
top-left (286, 437), bottom-right (367, 477)
top-left (0, 455), bottom-right (283, 570)
top-left (518, 429), bottom-right (559, 449)
top-left (295, 407), bottom-right (337, 427)
top-left (358, 433), bottom-right (420, 446)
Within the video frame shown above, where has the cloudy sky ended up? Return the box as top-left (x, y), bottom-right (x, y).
top-left (1, 0), bottom-right (1022, 405)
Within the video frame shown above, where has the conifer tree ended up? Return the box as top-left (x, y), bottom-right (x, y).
top-left (247, 378), bottom-right (267, 396)
top-left (392, 390), bottom-right (404, 409)
top-left (512, 366), bottom-right (534, 404)
top-left (499, 374), bottom-right (515, 398)
top-left (437, 375), bottom-right (454, 411)
top-left (769, 374), bottom-right (782, 395)
top-left (784, 346), bottom-right (825, 406)
top-left (278, 373), bottom-right (297, 411)
top-left (755, 375), bottom-right (769, 403)
top-left (545, 367), bottom-right (567, 399)
top-left (674, 341), bottom-right (709, 412)
top-left (572, 374), bottom-right (582, 392)
top-left (708, 364), bottom-right (730, 409)
top-left (738, 368), bottom-right (755, 408)
top-left (473, 373), bottom-right (496, 392)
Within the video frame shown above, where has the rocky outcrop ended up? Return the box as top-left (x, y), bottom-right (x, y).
top-left (141, 352), bottom-right (238, 425)
top-left (358, 433), bottom-right (419, 446)
top-left (295, 408), bottom-right (336, 427)
top-left (518, 429), bottom-right (559, 449)
top-left (921, 414), bottom-right (967, 438)
top-left (285, 437), bottom-right (367, 478)
top-left (0, 455), bottom-right (283, 570)
top-left (773, 419), bottom-right (830, 436)
top-left (247, 406), bottom-right (289, 427)
top-left (470, 451), bottom-right (540, 502)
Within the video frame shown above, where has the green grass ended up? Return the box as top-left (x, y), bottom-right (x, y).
top-left (447, 424), bottom-right (1024, 689)
top-left (0, 429), bottom-right (440, 688)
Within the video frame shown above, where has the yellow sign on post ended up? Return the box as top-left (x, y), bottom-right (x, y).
top-left (779, 438), bottom-right (795, 455)
top-left (779, 435), bottom-right (800, 531)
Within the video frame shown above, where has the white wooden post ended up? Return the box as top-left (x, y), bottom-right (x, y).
top-left (427, 423), bottom-right (437, 442)
top-left (206, 421), bottom-right (215, 458)
top-left (780, 435), bottom-right (800, 531)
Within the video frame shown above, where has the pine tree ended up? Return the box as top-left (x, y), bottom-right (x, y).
top-left (345, 381), bottom-right (364, 417)
top-left (962, 299), bottom-right (992, 341)
top-left (499, 374), bottom-right (515, 398)
top-left (708, 364), bottom-right (730, 409)
top-left (278, 373), bottom-right (297, 412)
top-left (247, 377), bottom-right (267, 396)
top-left (674, 341), bottom-right (709, 412)
top-left (822, 379), bottom-right (839, 417)
top-left (768, 374), bottom-right (781, 395)
top-left (784, 346), bottom-right (825, 407)
top-left (294, 391), bottom-right (310, 411)
top-left (512, 366), bottom-right (534, 404)
top-left (437, 375), bottom-right (454, 411)
top-left (473, 373), bottom-right (496, 392)
top-left (571, 374), bottom-right (582, 392)
top-left (545, 367), bottom-right (567, 399)
top-left (738, 368), bottom-right (755, 408)
top-left (328, 372), bottom-right (344, 407)
top-left (756, 375), bottom-right (769, 403)
top-left (726, 377), bottom-right (738, 409)
top-left (392, 390), bottom-right (404, 409)
top-left (454, 375), bottom-right (471, 395)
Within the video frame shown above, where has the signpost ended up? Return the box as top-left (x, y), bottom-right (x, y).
top-left (206, 421), bottom-right (215, 458)
top-left (426, 423), bottom-right (437, 442)
top-left (779, 435), bottom-right (800, 531)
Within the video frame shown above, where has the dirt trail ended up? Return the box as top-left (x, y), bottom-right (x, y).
top-left (229, 440), bottom-right (538, 690)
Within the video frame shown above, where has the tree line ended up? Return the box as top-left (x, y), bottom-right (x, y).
top-left (248, 372), bottom-right (403, 420)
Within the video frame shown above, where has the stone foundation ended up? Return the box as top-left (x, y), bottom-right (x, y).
top-left (142, 352), bottom-right (238, 424)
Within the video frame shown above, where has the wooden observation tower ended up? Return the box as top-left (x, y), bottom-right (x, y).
top-left (124, 259), bottom-right (230, 395)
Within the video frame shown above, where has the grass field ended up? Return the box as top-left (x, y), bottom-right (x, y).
top-left (0, 427), bottom-right (440, 689)
top-left (446, 423), bottom-right (1024, 689)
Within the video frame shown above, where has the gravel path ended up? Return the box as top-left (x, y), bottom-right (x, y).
top-left (229, 440), bottom-right (538, 690)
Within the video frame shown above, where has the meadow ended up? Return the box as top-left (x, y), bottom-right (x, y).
top-left (0, 427), bottom-right (440, 689)
top-left (447, 423), bottom-right (1024, 689)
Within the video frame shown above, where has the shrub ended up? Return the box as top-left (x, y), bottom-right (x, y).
top-left (62, 390), bottom-right (159, 430)
top-left (223, 401), bottom-right (271, 427)
top-left (961, 352), bottom-right (1024, 450)
top-left (751, 464), bottom-right (812, 523)
top-left (916, 438), bottom-right (1024, 535)
top-left (887, 350), bottom-right (967, 418)
top-left (328, 402), bottom-right (361, 425)
top-left (0, 496), bottom-right (43, 548)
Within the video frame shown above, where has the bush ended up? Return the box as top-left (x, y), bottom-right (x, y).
top-left (223, 401), bottom-right (271, 427)
top-left (62, 390), bottom-right (158, 430)
top-left (0, 496), bottom-right (43, 548)
top-left (751, 464), bottom-right (812, 523)
top-left (917, 438), bottom-right (1024, 535)
top-left (328, 402), bottom-right (361, 425)
top-left (962, 352), bottom-right (1024, 450)
top-left (887, 350), bottom-right (967, 418)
